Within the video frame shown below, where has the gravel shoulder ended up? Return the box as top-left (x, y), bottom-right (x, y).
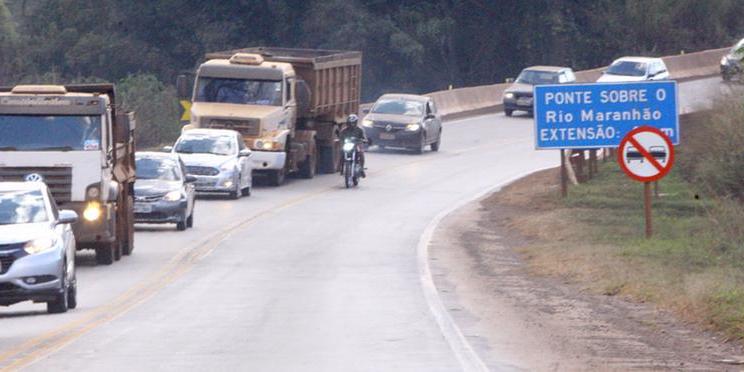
top-left (429, 168), bottom-right (743, 371)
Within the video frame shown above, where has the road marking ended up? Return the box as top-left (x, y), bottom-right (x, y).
top-left (416, 164), bottom-right (558, 372)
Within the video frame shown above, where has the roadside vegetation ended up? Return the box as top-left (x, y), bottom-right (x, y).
top-left (493, 96), bottom-right (744, 341)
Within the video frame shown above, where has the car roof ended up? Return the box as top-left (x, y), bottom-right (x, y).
top-left (613, 56), bottom-right (662, 64)
top-left (523, 65), bottom-right (572, 73)
top-left (0, 181), bottom-right (47, 192)
top-left (136, 151), bottom-right (180, 161)
top-left (377, 93), bottom-right (429, 103)
top-left (181, 128), bottom-right (239, 137)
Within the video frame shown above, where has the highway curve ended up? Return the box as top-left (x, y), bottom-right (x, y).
top-left (0, 76), bottom-right (727, 371)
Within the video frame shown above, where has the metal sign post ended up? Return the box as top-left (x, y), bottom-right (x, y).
top-left (618, 126), bottom-right (675, 238)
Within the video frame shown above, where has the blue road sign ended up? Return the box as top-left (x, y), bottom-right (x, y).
top-left (533, 81), bottom-right (678, 149)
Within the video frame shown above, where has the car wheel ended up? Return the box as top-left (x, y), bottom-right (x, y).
top-left (47, 266), bottom-right (69, 314)
top-left (241, 186), bottom-right (251, 197)
top-left (67, 282), bottom-right (77, 309)
top-left (505, 109), bottom-right (513, 117)
top-left (268, 168), bottom-right (285, 186)
top-left (186, 212), bottom-right (194, 228)
top-left (176, 215), bottom-right (187, 231)
top-left (95, 242), bottom-right (115, 265)
top-left (413, 135), bottom-right (425, 154)
top-left (431, 133), bottom-right (441, 152)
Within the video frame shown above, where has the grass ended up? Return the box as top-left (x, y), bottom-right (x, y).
top-left (497, 161), bottom-right (744, 340)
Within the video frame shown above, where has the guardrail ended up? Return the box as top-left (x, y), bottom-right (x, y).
top-left (419, 47), bottom-right (727, 121)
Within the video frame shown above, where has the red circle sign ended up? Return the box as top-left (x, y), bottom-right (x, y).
top-left (617, 126), bottom-right (675, 182)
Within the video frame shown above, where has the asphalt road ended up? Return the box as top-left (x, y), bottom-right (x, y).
top-left (0, 76), bottom-right (727, 371)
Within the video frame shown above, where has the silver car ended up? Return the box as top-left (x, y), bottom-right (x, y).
top-left (0, 182), bottom-right (78, 314)
top-left (169, 129), bottom-right (253, 199)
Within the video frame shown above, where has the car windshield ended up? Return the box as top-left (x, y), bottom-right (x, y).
top-left (0, 115), bottom-right (102, 151)
top-left (606, 61), bottom-right (648, 76)
top-left (135, 157), bottom-right (181, 181)
top-left (0, 189), bottom-right (48, 225)
top-left (515, 70), bottom-right (560, 85)
top-left (175, 135), bottom-right (234, 156)
top-left (195, 77), bottom-right (282, 106)
top-left (371, 99), bottom-right (424, 117)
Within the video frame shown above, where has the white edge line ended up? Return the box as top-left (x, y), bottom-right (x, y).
top-left (417, 164), bottom-right (559, 372)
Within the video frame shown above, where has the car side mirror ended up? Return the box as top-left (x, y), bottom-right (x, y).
top-left (57, 210), bottom-right (78, 225)
top-left (505, 77), bottom-right (515, 83)
top-left (185, 175), bottom-right (198, 183)
top-left (362, 108), bottom-right (370, 114)
top-left (425, 113), bottom-right (436, 120)
top-left (239, 149), bottom-right (252, 157)
top-left (162, 146), bottom-right (173, 152)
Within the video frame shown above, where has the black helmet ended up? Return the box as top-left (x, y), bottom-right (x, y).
top-left (347, 114), bottom-right (359, 126)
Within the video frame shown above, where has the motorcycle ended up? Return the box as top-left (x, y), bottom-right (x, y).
top-left (341, 137), bottom-right (364, 188)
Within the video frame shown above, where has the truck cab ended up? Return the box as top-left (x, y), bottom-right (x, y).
top-left (187, 53), bottom-right (299, 185)
top-left (0, 84), bottom-right (136, 265)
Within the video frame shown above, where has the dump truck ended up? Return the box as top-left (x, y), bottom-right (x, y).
top-left (0, 84), bottom-right (136, 265)
top-left (178, 47), bottom-right (362, 185)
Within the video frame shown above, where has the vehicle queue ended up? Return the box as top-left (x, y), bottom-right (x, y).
top-left (1, 37), bottom-right (734, 315)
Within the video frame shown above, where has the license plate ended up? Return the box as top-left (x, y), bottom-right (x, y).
top-left (133, 203), bottom-right (152, 213)
top-left (379, 133), bottom-right (395, 140)
top-left (517, 97), bottom-right (533, 106)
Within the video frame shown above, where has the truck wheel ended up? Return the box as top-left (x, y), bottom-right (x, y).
top-left (299, 153), bottom-right (316, 179)
top-left (95, 243), bottom-right (115, 265)
top-left (122, 195), bottom-right (134, 256)
top-left (318, 144), bottom-right (337, 174)
top-left (268, 168), bottom-right (285, 186)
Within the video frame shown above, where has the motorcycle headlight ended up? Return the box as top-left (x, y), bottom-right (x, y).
top-left (163, 190), bottom-right (183, 201)
top-left (504, 92), bottom-right (515, 100)
top-left (342, 142), bottom-right (356, 151)
top-left (24, 236), bottom-right (58, 255)
top-left (405, 123), bottom-right (421, 131)
top-left (83, 201), bottom-right (102, 222)
top-left (362, 119), bottom-right (374, 128)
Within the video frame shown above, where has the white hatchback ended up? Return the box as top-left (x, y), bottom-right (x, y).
top-left (597, 57), bottom-right (669, 82)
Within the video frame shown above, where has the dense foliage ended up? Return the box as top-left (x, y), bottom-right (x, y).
top-left (0, 0), bottom-right (742, 145)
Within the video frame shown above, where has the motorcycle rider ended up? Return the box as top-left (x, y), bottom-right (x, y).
top-left (338, 114), bottom-right (366, 177)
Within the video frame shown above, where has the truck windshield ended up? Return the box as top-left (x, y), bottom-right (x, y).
top-left (371, 99), bottom-right (424, 117)
top-left (0, 190), bottom-right (48, 225)
top-left (0, 115), bottom-right (102, 151)
top-left (195, 77), bottom-right (282, 106)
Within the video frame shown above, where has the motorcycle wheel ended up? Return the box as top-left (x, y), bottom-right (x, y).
top-left (344, 163), bottom-right (352, 189)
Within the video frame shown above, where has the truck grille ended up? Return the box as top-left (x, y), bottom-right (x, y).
top-left (0, 167), bottom-right (73, 203)
top-left (207, 118), bottom-right (260, 137)
top-left (186, 166), bottom-right (219, 176)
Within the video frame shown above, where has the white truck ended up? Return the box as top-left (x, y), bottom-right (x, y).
top-left (0, 84), bottom-right (136, 265)
top-left (179, 47), bottom-right (362, 185)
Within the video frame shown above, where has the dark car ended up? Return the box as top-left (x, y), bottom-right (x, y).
top-left (721, 38), bottom-right (744, 81)
top-left (134, 152), bottom-right (196, 231)
top-left (362, 94), bottom-right (442, 154)
top-left (502, 66), bottom-right (576, 116)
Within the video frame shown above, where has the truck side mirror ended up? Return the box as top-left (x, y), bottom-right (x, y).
top-left (115, 112), bottom-right (136, 143)
top-left (176, 75), bottom-right (191, 99)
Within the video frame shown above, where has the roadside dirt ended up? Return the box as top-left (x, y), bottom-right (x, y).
top-left (429, 168), bottom-right (744, 371)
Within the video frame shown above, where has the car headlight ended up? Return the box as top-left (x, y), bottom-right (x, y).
top-left (342, 142), bottom-right (356, 151)
top-left (254, 139), bottom-right (282, 151)
top-left (362, 119), bottom-right (374, 128)
top-left (504, 92), bottom-right (515, 99)
top-left (83, 201), bottom-right (102, 221)
top-left (24, 236), bottom-right (58, 255)
top-left (163, 190), bottom-right (183, 201)
top-left (405, 123), bottom-right (421, 131)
